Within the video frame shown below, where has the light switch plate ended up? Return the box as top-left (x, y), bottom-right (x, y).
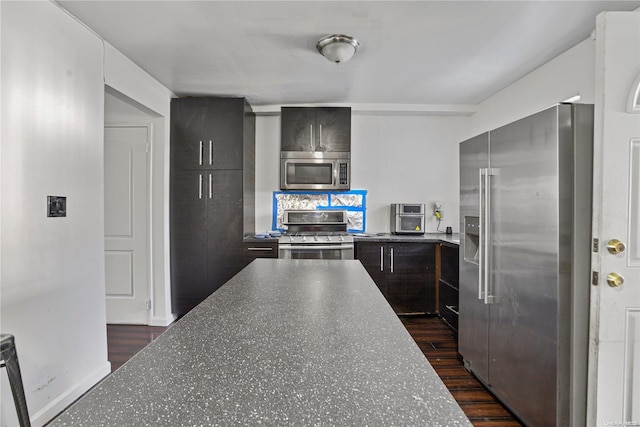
top-left (47, 196), bottom-right (66, 217)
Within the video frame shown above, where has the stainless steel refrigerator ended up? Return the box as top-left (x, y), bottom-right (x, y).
top-left (459, 104), bottom-right (593, 427)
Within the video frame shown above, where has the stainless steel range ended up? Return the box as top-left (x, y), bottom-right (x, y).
top-left (278, 210), bottom-right (354, 260)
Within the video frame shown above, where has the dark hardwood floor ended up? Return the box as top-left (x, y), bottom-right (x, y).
top-left (106, 324), bottom-right (172, 372)
top-left (106, 317), bottom-right (522, 426)
top-left (400, 316), bottom-right (524, 427)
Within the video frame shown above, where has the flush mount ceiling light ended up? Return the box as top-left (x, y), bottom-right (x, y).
top-left (316, 34), bottom-right (360, 64)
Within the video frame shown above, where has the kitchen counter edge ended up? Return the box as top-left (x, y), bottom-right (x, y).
top-left (244, 233), bottom-right (460, 245)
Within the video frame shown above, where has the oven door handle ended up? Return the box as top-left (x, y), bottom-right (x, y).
top-left (278, 244), bottom-right (354, 251)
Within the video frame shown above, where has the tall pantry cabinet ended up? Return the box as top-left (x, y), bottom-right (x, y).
top-left (170, 97), bottom-right (255, 315)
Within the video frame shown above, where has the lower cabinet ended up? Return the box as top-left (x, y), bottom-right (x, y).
top-left (356, 241), bottom-right (436, 314)
top-left (243, 241), bottom-right (278, 266)
top-left (171, 170), bottom-right (245, 315)
top-left (438, 242), bottom-right (460, 331)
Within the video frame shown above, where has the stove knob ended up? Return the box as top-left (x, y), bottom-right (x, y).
top-left (289, 236), bottom-right (294, 242)
top-left (314, 235), bottom-right (319, 241)
top-left (302, 236), bottom-right (307, 242)
top-left (339, 235), bottom-right (344, 241)
top-left (326, 236), bottom-right (331, 241)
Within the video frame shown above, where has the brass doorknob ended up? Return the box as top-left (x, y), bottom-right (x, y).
top-left (607, 272), bottom-right (624, 288)
top-left (607, 239), bottom-right (626, 254)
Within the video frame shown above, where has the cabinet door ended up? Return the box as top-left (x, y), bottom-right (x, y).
top-left (281, 107), bottom-right (316, 151)
top-left (170, 170), bottom-right (208, 315)
top-left (206, 170), bottom-right (244, 294)
top-left (440, 244), bottom-right (459, 286)
top-left (355, 242), bottom-right (387, 295)
top-left (243, 241), bottom-right (278, 266)
top-left (386, 243), bottom-right (436, 314)
top-left (439, 280), bottom-right (459, 331)
top-left (316, 107), bottom-right (351, 152)
top-left (171, 98), bottom-right (244, 170)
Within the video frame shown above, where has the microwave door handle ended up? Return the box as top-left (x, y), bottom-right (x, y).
top-left (318, 125), bottom-right (322, 150)
top-left (310, 124), bottom-right (314, 150)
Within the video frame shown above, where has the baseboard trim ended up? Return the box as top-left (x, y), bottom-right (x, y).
top-left (30, 362), bottom-right (111, 426)
top-left (149, 313), bottom-right (177, 327)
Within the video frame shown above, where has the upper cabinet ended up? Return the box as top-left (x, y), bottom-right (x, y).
top-left (171, 97), bottom-right (249, 170)
top-left (281, 107), bottom-right (351, 152)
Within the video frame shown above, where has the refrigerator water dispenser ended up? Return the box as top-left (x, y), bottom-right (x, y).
top-left (464, 216), bottom-right (479, 264)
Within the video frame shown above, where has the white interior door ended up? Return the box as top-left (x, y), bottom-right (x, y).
top-left (590, 12), bottom-right (640, 426)
top-left (104, 125), bottom-right (150, 324)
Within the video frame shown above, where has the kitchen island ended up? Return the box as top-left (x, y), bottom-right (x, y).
top-left (50, 259), bottom-right (471, 426)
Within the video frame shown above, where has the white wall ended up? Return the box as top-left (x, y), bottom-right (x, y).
top-left (102, 41), bottom-right (175, 327)
top-left (1, 2), bottom-right (109, 426)
top-left (467, 37), bottom-right (596, 137)
top-left (1, 2), bottom-right (175, 425)
top-left (255, 113), bottom-right (468, 233)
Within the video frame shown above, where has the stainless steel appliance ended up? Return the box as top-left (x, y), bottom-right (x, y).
top-left (459, 104), bottom-right (593, 427)
top-left (278, 210), bottom-right (354, 259)
top-left (390, 203), bottom-right (425, 234)
top-left (280, 152), bottom-right (350, 190)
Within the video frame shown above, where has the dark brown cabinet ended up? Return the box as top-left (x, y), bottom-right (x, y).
top-left (438, 243), bottom-right (459, 331)
top-left (281, 107), bottom-right (351, 152)
top-left (356, 241), bottom-right (436, 314)
top-left (243, 241), bottom-right (278, 266)
top-left (170, 97), bottom-right (255, 316)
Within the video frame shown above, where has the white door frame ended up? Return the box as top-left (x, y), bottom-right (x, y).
top-left (104, 123), bottom-right (153, 324)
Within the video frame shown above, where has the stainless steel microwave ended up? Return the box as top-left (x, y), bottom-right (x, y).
top-left (280, 152), bottom-right (350, 190)
top-left (390, 203), bottom-right (425, 234)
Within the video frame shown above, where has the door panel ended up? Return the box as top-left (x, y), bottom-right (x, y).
top-left (386, 243), bottom-right (435, 314)
top-left (458, 132), bottom-right (489, 382)
top-left (171, 98), bottom-right (244, 170)
top-left (315, 107), bottom-right (351, 152)
top-left (487, 107), bottom-right (560, 427)
top-left (206, 170), bottom-right (244, 296)
top-left (104, 126), bottom-right (150, 324)
top-left (356, 242), bottom-right (387, 295)
top-left (281, 107), bottom-right (316, 152)
top-left (170, 170), bottom-right (207, 314)
top-left (590, 12), bottom-right (640, 426)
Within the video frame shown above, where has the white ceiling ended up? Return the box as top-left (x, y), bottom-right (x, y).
top-left (57, 0), bottom-right (640, 110)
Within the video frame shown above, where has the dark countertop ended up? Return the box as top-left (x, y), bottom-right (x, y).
top-left (245, 232), bottom-right (460, 245)
top-left (50, 259), bottom-right (471, 426)
top-left (352, 232), bottom-right (460, 245)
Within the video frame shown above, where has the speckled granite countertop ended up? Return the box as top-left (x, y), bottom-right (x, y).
top-left (51, 259), bottom-right (470, 426)
top-left (245, 232), bottom-right (460, 245)
top-left (353, 232), bottom-right (460, 245)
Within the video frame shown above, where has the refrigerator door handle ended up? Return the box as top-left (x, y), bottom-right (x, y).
top-left (484, 168), bottom-right (497, 304)
top-left (478, 168), bottom-right (486, 300)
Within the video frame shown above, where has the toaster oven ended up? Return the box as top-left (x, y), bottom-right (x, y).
top-left (390, 204), bottom-right (425, 234)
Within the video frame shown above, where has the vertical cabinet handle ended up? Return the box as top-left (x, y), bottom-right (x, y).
top-left (209, 174), bottom-right (213, 199)
top-left (199, 141), bottom-right (203, 165)
top-left (310, 124), bottom-right (314, 150)
top-left (209, 140), bottom-right (213, 165)
top-left (379, 246), bottom-right (384, 271)
top-left (390, 247), bottom-right (394, 273)
top-left (198, 174), bottom-right (203, 199)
